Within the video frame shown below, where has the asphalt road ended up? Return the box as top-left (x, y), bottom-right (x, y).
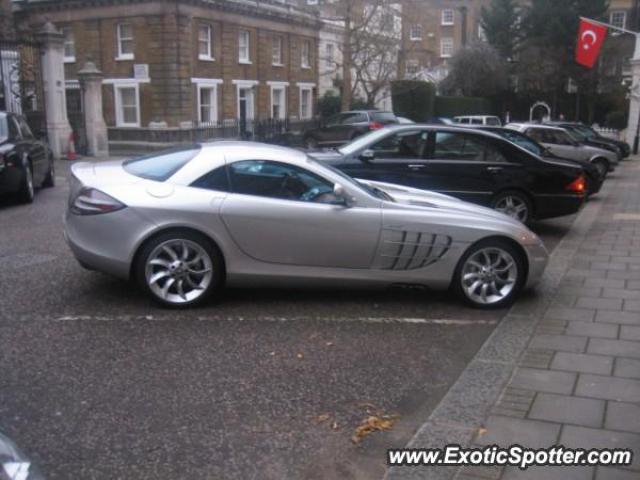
top-left (0, 159), bottom-right (576, 479)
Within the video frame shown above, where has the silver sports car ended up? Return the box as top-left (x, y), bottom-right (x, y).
top-left (64, 142), bottom-right (548, 309)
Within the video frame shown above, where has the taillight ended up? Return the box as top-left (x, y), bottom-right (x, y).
top-left (566, 175), bottom-right (586, 194)
top-left (70, 188), bottom-right (126, 215)
top-left (369, 121), bottom-right (384, 130)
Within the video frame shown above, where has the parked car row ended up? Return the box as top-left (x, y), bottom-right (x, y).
top-left (0, 112), bottom-right (55, 203)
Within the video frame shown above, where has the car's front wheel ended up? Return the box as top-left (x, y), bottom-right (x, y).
top-left (492, 191), bottom-right (532, 224)
top-left (452, 239), bottom-right (526, 309)
top-left (17, 160), bottom-right (35, 204)
top-left (135, 231), bottom-right (224, 308)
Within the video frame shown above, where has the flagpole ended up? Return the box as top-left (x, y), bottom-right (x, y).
top-left (581, 17), bottom-right (640, 153)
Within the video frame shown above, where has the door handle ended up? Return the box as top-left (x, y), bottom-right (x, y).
top-left (486, 166), bottom-right (503, 173)
top-left (408, 164), bottom-right (426, 169)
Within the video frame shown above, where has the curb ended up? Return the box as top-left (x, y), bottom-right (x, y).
top-left (384, 174), bottom-right (614, 480)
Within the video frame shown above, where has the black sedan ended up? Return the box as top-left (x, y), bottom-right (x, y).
top-left (0, 111), bottom-right (54, 203)
top-left (471, 126), bottom-right (603, 196)
top-left (309, 125), bottom-right (586, 224)
top-left (302, 110), bottom-right (398, 149)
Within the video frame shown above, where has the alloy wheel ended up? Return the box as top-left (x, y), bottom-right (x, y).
top-left (494, 195), bottom-right (529, 223)
top-left (144, 239), bottom-right (213, 304)
top-left (460, 247), bottom-right (518, 306)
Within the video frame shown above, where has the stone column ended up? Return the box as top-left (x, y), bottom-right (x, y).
top-left (626, 35), bottom-right (640, 152)
top-left (78, 61), bottom-right (109, 157)
top-left (35, 22), bottom-right (72, 159)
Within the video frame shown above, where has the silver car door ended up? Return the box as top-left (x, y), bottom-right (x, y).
top-left (220, 160), bottom-right (382, 268)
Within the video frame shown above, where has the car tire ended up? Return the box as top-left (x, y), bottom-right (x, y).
top-left (304, 136), bottom-right (318, 150)
top-left (42, 153), bottom-right (55, 188)
top-left (451, 238), bottom-right (526, 310)
top-left (17, 160), bottom-right (35, 204)
top-left (135, 230), bottom-right (225, 308)
top-left (491, 191), bottom-right (532, 224)
top-left (592, 158), bottom-right (608, 179)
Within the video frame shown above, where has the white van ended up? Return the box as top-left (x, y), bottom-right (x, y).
top-left (453, 115), bottom-right (502, 126)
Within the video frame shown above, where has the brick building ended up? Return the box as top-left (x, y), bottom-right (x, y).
top-left (13, 0), bottom-right (321, 132)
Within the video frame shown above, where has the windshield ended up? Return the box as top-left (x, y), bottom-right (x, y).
top-left (566, 127), bottom-right (587, 141)
top-left (307, 156), bottom-right (393, 201)
top-left (370, 112), bottom-right (397, 123)
top-left (338, 128), bottom-right (390, 155)
top-left (574, 125), bottom-right (597, 139)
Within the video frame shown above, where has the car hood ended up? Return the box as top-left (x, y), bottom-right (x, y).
top-left (307, 150), bottom-right (344, 163)
top-left (360, 179), bottom-right (527, 226)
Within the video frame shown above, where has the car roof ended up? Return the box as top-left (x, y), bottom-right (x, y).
top-left (507, 123), bottom-right (566, 132)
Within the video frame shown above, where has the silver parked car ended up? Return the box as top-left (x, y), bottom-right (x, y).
top-left (64, 142), bottom-right (548, 309)
top-left (505, 123), bottom-right (618, 178)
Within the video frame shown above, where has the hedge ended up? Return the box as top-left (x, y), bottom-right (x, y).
top-left (434, 96), bottom-right (495, 118)
top-left (391, 80), bottom-right (436, 122)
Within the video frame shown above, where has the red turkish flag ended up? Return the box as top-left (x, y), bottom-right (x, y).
top-left (576, 18), bottom-right (607, 68)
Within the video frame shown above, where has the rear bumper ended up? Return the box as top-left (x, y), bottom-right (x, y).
top-left (534, 193), bottom-right (584, 220)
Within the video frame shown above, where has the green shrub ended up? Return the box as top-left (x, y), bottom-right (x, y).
top-left (604, 110), bottom-right (628, 130)
top-left (391, 81), bottom-right (436, 122)
top-left (434, 96), bottom-right (495, 118)
top-left (316, 91), bottom-right (342, 118)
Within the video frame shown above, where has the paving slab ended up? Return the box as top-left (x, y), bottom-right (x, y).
top-left (575, 373), bottom-right (640, 403)
top-left (550, 352), bottom-right (613, 375)
top-left (588, 338), bottom-right (640, 359)
top-left (614, 357), bottom-right (640, 379)
top-left (501, 465), bottom-right (593, 480)
top-left (605, 402), bottom-right (640, 434)
top-left (474, 416), bottom-right (560, 448)
top-left (528, 393), bottom-right (604, 428)
top-left (509, 368), bottom-right (576, 395)
top-left (560, 426), bottom-right (640, 470)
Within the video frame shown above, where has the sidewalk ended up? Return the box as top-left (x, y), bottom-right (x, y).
top-left (388, 158), bottom-right (640, 480)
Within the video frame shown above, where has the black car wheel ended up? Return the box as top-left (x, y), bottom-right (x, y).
top-left (17, 160), bottom-right (35, 204)
top-left (452, 238), bottom-right (526, 309)
top-left (42, 153), bottom-right (55, 188)
top-left (492, 191), bottom-right (532, 224)
top-left (304, 136), bottom-right (318, 150)
top-left (592, 158), bottom-right (608, 179)
top-left (135, 230), bottom-right (225, 308)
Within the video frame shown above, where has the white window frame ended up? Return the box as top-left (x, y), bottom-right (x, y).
top-left (114, 83), bottom-right (140, 127)
top-left (440, 37), bottom-right (454, 58)
top-left (441, 9), bottom-right (454, 26)
top-left (325, 42), bottom-right (334, 67)
top-left (198, 24), bottom-right (214, 61)
top-left (409, 24), bottom-right (423, 41)
top-left (239, 29), bottom-right (251, 64)
top-left (272, 35), bottom-right (283, 66)
top-left (307, 0), bottom-right (319, 4)
top-left (62, 26), bottom-right (75, 63)
top-left (405, 60), bottom-right (419, 77)
top-left (298, 82), bottom-right (315, 120)
top-left (268, 81), bottom-right (288, 120)
top-left (610, 11), bottom-right (626, 29)
top-left (232, 79), bottom-right (259, 120)
top-left (116, 23), bottom-right (134, 61)
top-left (192, 78), bottom-right (222, 125)
top-left (301, 40), bottom-right (311, 69)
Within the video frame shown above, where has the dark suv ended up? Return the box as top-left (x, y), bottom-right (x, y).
top-left (303, 110), bottom-right (398, 149)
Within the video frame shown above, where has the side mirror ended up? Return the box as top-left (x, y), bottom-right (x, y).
top-left (333, 183), bottom-right (356, 207)
top-left (359, 149), bottom-right (375, 162)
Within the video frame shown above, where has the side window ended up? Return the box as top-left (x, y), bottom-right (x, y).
top-left (471, 118), bottom-right (483, 125)
top-left (340, 113), bottom-right (367, 124)
top-left (191, 166), bottom-right (230, 191)
top-left (484, 143), bottom-right (508, 163)
top-left (8, 117), bottom-right (21, 139)
top-left (228, 160), bottom-right (336, 203)
top-left (369, 130), bottom-right (427, 159)
top-left (526, 128), bottom-right (545, 143)
top-left (553, 131), bottom-right (573, 145)
top-left (433, 132), bottom-right (484, 161)
top-left (326, 114), bottom-right (342, 127)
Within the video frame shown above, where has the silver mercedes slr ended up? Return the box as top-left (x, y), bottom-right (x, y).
top-left (64, 142), bottom-right (548, 309)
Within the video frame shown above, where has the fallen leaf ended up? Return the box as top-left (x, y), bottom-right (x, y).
top-left (297, 352), bottom-right (304, 359)
top-left (351, 414), bottom-right (398, 443)
top-left (269, 351), bottom-right (276, 356)
top-left (326, 341), bottom-right (334, 347)
top-left (316, 413), bottom-right (330, 423)
top-left (331, 421), bottom-right (339, 430)
top-left (477, 427), bottom-right (488, 436)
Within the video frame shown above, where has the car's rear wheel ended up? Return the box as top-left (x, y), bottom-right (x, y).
top-left (491, 191), bottom-right (532, 224)
top-left (593, 158), bottom-right (608, 179)
top-left (17, 160), bottom-right (35, 204)
top-left (452, 239), bottom-right (525, 309)
top-left (135, 231), bottom-right (224, 308)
